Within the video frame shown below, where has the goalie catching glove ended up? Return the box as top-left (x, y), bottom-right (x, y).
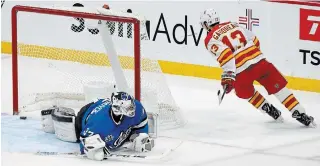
top-left (221, 71), bottom-right (235, 94)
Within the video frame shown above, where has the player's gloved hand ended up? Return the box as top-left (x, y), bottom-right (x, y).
top-left (129, 133), bottom-right (154, 152)
top-left (80, 134), bottom-right (109, 161)
top-left (221, 71), bottom-right (235, 94)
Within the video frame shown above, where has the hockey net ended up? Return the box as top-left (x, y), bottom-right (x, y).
top-left (12, 5), bottom-right (185, 130)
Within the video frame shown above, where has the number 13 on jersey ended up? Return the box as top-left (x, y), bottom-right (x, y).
top-left (221, 29), bottom-right (247, 52)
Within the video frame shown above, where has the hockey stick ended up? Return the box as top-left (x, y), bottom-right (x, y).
top-left (217, 85), bottom-right (227, 105)
top-left (35, 148), bottom-right (172, 161)
top-left (34, 140), bottom-right (183, 161)
top-left (1, 0), bottom-right (5, 8)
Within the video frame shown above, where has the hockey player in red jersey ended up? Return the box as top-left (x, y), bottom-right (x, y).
top-left (200, 9), bottom-right (316, 127)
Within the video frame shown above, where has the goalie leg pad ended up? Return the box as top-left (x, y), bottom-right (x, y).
top-left (52, 107), bottom-right (78, 142)
top-left (41, 108), bottom-right (55, 133)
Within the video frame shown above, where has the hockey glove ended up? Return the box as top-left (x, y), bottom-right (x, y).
top-left (128, 133), bottom-right (154, 152)
top-left (221, 71), bottom-right (235, 94)
top-left (80, 134), bottom-right (110, 161)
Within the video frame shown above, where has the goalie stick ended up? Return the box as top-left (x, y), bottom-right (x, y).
top-left (34, 140), bottom-right (183, 161)
top-left (217, 85), bottom-right (227, 105)
top-left (35, 148), bottom-right (172, 161)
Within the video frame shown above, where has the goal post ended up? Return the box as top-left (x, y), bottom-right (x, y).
top-left (11, 5), bottom-right (185, 130)
top-left (11, 5), bottom-right (141, 114)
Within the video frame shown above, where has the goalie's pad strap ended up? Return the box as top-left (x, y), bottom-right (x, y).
top-left (41, 109), bottom-right (54, 116)
top-left (52, 112), bottom-right (73, 123)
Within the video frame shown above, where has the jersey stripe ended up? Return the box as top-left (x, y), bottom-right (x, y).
top-left (218, 48), bottom-right (234, 66)
top-left (236, 50), bottom-right (261, 68)
top-left (235, 46), bottom-right (256, 59)
top-left (235, 46), bottom-right (262, 68)
top-left (133, 117), bottom-right (148, 129)
top-left (235, 46), bottom-right (258, 59)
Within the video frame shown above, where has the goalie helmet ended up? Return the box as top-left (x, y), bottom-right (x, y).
top-left (200, 9), bottom-right (220, 31)
top-left (111, 92), bottom-right (136, 117)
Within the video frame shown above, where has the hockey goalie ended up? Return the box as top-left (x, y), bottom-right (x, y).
top-left (40, 91), bottom-right (155, 161)
top-left (200, 9), bottom-right (316, 127)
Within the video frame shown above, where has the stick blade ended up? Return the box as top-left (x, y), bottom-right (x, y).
top-left (217, 90), bottom-right (223, 105)
top-left (217, 85), bottom-right (227, 105)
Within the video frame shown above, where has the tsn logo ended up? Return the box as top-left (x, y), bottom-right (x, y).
top-left (300, 49), bottom-right (320, 66)
top-left (300, 8), bottom-right (320, 42)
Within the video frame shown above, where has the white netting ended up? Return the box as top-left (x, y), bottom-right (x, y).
top-left (15, 6), bottom-right (185, 130)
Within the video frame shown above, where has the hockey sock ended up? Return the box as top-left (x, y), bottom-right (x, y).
top-left (274, 87), bottom-right (306, 114)
top-left (247, 90), bottom-right (281, 120)
top-left (274, 87), bottom-right (316, 126)
top-left (247, 90), bottom-right (266, 110)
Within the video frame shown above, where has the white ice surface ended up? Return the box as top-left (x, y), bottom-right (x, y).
top-left (1, 54), bottom-right (320, 166)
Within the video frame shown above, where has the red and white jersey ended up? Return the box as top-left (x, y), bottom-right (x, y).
top-left (204, 21), bottom-right (264, 74)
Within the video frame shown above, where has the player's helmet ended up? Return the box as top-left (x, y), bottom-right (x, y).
top-left (111, 92), bottom-right (136, 117)
top-left (200, 9), bottom-right (220, 31)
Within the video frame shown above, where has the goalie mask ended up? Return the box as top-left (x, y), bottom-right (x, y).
top-left (111, 92), bottom-right (136, 117)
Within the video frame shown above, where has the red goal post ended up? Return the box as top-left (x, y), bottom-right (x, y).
top-left (11, 5), bottom-right (141, 114)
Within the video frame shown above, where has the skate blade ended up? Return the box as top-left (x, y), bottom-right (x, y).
top-left (307, 117), bottom-right (317, 128)
top-left (275, 116), bottom-right (284, 123)
top-left (309, 121), bottom-right (317, 128)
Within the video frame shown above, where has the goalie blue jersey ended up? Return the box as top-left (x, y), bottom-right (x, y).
top-left (79, 99), bottom-right (148, 153)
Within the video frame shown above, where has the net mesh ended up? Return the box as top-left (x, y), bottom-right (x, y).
top-left (14, 6), bottom-right (185, 129)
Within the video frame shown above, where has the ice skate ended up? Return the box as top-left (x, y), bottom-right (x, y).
top-left (292, 110), bottom-right (316, 127)
top-left (262, 103), bottom-right (284, 122)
